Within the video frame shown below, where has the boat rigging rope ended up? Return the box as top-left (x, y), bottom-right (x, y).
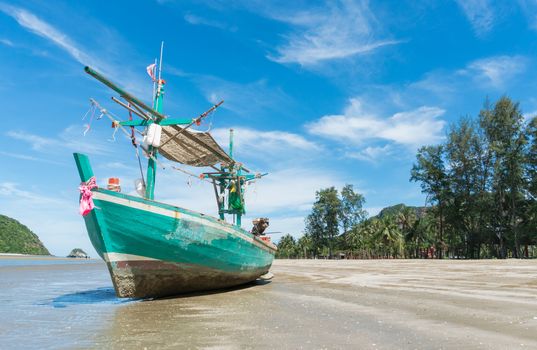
top-left (85, 99), bottom-right (150, 188)
top-left (140, 145), bottom-right (212, 184)
top-left (81, 103), bottom-right (97, 136)
top-left (87, 99), bottom-right (132, 140)
top-left (202, 107), bottom-right (215, 132)
top-left (83, 98), bottom-right (217, 187)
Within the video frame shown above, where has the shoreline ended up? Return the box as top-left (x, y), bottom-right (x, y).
top-left (0, 253), bottom-right (99, 261)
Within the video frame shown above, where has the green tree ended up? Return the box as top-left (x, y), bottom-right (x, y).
top-left (522, 116), bottom-right (537, 256)
top-left (445, 118), bottom-right (491, 258)
top-left (410, 145), bottom-right (449, 258)
top-left (405, 212), bottom-right (435, 258)
top-left (276, 234), bottom-right (298, 258)
top-left (339, 184), bottom-right (367, 234)
top-left (297, 233), bottom-right (313, 259)
top-left (377, 216), bottom-right (404, 258)
top-left (480, 97), bottom-right (527, 258)
top-left (304, 187), bottom-right (341, 258)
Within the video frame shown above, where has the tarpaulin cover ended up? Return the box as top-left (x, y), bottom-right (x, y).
top-left (158, 125), bottom-right (232, 167)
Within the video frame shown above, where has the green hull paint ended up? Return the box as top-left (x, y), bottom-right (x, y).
top-left (81, 188), bottom-right (275, 297)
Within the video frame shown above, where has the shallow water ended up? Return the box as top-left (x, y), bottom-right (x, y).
top-left (2, 257), bottom-right (537, 349)
top-left (0, 257), bottom-right (134, 349)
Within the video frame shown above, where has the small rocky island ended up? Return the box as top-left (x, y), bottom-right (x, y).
top-left (0, 214), bottom-right (50, 255)
top-left (67, 248), bottom-right (90, 259)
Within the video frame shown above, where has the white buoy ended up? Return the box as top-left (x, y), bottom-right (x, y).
top-left (144, 123), bottom-right (162, 148)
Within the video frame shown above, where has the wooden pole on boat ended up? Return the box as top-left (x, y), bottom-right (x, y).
top-left (158, 100), bottom-right (224, 149)
top-left (84, 66), bottom-right (167, 122)
top-left (111, 97), bottom-right (150, 121)
top-left (145, 42), bottom-right (165, 200)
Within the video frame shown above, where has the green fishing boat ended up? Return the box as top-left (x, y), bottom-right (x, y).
top-left (74, 47), bottom-right (276, 298)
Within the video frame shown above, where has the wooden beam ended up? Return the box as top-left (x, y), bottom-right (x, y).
top-left (85, 66), bottom-right (167, 122)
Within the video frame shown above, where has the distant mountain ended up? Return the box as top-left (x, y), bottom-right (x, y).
top-left (67, 248), bottom-right (89, 258)
top-left (375, 203), bottom-right (428, 219)
top-left (0, 214), bottom-right (50, 255)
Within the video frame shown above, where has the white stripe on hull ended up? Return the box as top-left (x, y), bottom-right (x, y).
top-left (104, 252), bottom-right (159, 263)
top-left (92, 191), bottom-right (276, 252)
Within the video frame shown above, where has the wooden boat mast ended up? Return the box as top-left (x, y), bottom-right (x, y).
top-left (146, 42), bottom-right (165, 199)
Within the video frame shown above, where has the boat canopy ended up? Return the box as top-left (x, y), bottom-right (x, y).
top-left (159, 125), bottom-right (232, 167)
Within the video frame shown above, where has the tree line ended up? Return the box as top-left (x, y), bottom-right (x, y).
top-left (276, 97), bottom-right (537, 259)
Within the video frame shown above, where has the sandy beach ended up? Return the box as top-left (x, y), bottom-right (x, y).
top-left (98, 259), bottom-right (537, 349)
top-left (2, 257), bottom-right (536, 349)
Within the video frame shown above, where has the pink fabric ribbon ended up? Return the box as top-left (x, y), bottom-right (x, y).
top-left (79, 176), bottom-right (97, 216)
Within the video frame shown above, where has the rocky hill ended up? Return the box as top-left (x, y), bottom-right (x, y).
top-left (67, 248), bottom-right (89, 258)
top-left (0, 214), bottom-right (50, 255)
top-left (376, 203), bottom-right (428, 219)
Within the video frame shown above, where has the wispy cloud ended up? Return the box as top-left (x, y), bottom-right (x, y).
top-left (184, 13), bottom-right (236, 31)
top-left (7, 125), bottom-right (110, 155)
top-left (0, 3), bottom-right (151, 96)
top-left (0, 182), bottom-right (65, 204)
top-left (455, 0), bottom-right (495, 36)
top-left (519, 0), bottom-right (537, 30)
top-left (212, 127), bottom-right (319, 155)
top-left (307, 98), bottom-right (446, 147)
top-left (264, 0), bottom-right (400, 65)
top-left (0, 38), bottom-right (14, 46)
top-left (461, 55), bottom-right (528, 88)
top-left (196, 76), bottom-right (293, 117)
top-left (345, 145), bottom-right (393, 163)
top-left (0, 150), bottom-right (63, 165)
top-left (0, 3), bottom-right (96, 66)
top-left (411, 55), bottom-right (528, 98)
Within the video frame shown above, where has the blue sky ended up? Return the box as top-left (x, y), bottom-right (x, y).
top-left (1, 0), bottom-right (537, 256)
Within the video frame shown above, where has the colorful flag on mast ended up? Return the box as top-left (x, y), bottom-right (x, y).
top-left (146, 63), bottom-right (156, 81)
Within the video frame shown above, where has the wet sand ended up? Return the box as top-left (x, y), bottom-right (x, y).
top-left (2, 258), bottom-right (537, 349)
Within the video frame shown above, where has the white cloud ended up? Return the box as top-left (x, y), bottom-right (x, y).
top-left (245, 167), bottom-right (344, 214)
top-left (0, 182), bottom-right (64, 204)
top-left (0, 3), bottom-right (151, 96)
top-left (456, 0), bottom-right (495, 36)
top-left (0, 150), bottom-right (62, 165)
top-left (461, 55), bottom-right (527, 89)
top-left (306, 98), bottom-right (446, 150)
top-left (410, 55), bottom-right (528, 99)
top-left (211, 126), bottom-right (319, 162)
top-left (265, 0), bottom-right (400, 65)
top-left (345, 145), bottom-right (393, 163)
top-left (7, 125), bottom-right (111, 156)
top-left (0, 4), bottom-right (95, 66)
top-left (0, 38), bottom-right (13, 46)
top-left (184, 13), bottom-right (235, 31)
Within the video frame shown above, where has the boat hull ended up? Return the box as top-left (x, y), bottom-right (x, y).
top-left (83, 190), bottom-right (276, 298)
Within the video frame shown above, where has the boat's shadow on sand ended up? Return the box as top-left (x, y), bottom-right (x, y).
top-left (47, 287), bottom-right (135, 308)
top-left (157, 279), bottom-right (272, 300)
top-left (46, 279), bottom-right (271, 307)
